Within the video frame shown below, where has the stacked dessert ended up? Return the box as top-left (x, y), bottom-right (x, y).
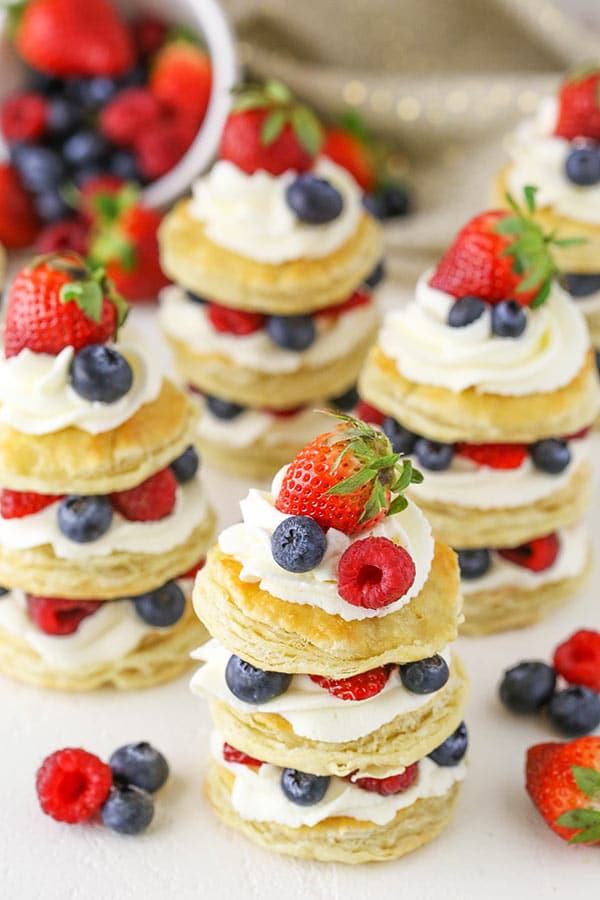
top-left (0, 253), bottom-right (215, 690)
top-left (158, 81), bottom-right (383, 480)
top-left (192, 416), bottom-right (468, 864)
top-left (360, 196), bottom-right (600, 635)
top-left (495, 65), bottom-right (600, 350)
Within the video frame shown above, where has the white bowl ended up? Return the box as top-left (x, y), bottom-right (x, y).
top-left (0, 0), bottom-right (238, 208)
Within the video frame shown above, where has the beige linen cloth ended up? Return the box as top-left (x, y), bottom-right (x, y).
top-left (221, 0), bottom-right (600, 288)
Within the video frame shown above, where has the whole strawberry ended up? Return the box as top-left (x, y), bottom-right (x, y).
top-left (0, 163), bottom-right (41, 249)
top-left (4, 253), bottom-right (128, 358)
top-left (220, 80), bottom-right (323, 176)
top-left (555, 66), bottom-right (600, 141)
top-left (322, 124), bottom-right (375, 192)
top-left (150, 40), bottom-right (212, 131)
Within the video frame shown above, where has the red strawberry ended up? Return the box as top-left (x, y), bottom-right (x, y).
top-left (220, 80), bottom-right (323, 176)
top-left (456, 442), bottom-right (528, 470)
top-left (111, 468), bottom-right (177, 522)
top-left (310, 666), bottom-right (389, 701)
top-left (35, 218), bottom-right (90, 256)
top-left (526, 737), bottom-right (600, 843)
top-left (79, 176), bottom-right (126, 222)
top-left (350, 762), bottom-right (419, 796)
top-left (498, 533), bottom-right (560, 573)
top-left (27, 595), bottom-right (102, 636)
top-left (554, 631), bottom-right (600, 693)
top-left (100, 88), bottom-right (163, 149)
top-left (150, 41), bottom-right (212, 131)
top-left (0, 163), bottom-right (41, 250)
top-left (555, 68), bottom-right (600, 141)
top-left (0, 489), bottom-right (62, 519)
top-left (207, 303), bottom-right (265, 335)
top-left (337, 537), bottom-right (416, 609)
top-left (317, 288), bottom-right (372, 319)
top-left (135, 118), bottom-right (196, 180)
top-left (275, 415), bottom-right (420, 535)
top-left (133, 14), bottom-right (168, 58)
top-left (355, 401), bottom-right (386, 426)
top-left (222, 743), bottom-right (262, 768)
top-left (563, 426), bottom-right (592, 442)
top-left (1, 92), bottom-right (48, 142)
top-left (14, 0), bottom-right (135, 78)
top-left (322, 126), bottom-right (375, 192)
top-left (3, 253), bottom-right (127, 358)
top-left (36, 748), bottom-right (113, 823)
top-left (178, 558), bottom-right (205, 581)
top-left (262, 406), bottom-right (305, 418)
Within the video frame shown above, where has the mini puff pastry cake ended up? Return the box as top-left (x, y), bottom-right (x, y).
top-left (158, 80), bottom-right (383, 479)
top-left (192, 415), bottom-right (468, 864)
top-left (0, 253), bottom-right (215, 690)
top-left (360, 198), bottom-right (600, 635)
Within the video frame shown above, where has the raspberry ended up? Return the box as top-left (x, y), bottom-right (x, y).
top-left (36, 748), bottom-right (112, 823)
top-left (27, 596), bottom-right (102, 636)
top-left (178, 558), bottom-right (205, 580)
top-left (1, 92), bottom-right (47, 142)
top-left (317, 289), bottom-right (372, 318)
top-left (135, 118), bottom-right (196, 180)
top-left (554, 630), bottom-right (600, 692)
top-left (222, 743), bottom-right (262, 768)
top-left (100, 88), bottom-right (163, 148)
top-left (350, 762), bottom-right (419, 795)
top-left (111, 468), bottom-right (177, 522)
top-left (498, 533), bottom-right (560, 573)
top-left (355, 401), bottom-right (386, 426)
top-left (456, 442), bottom-right (528, 469)
top-left (310, 666), bottom-right (389, 701)
top-left (207, 303), bottom-right (265, 335)
top-left (35, 219), bottom-right (90, 256)
top-left (0, 489), bottom-right (62, 519)
top-left (337, 537), bottom-right (416, 609)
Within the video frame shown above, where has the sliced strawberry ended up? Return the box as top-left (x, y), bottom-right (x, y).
top-left (110, 468), bottom-right (177, 522)
top-left (178, 558), bottom-right (205, 581)
top-left (554, 630), bottom-right (600, 693)
top-left (317, 289), bottom-right (372, 319)
top-left (206, 303), bottom-right (265, 335)
top-left (310, 666), bottom-right (389, 701)
top-left (0, 489), bottom-right (62, 519)
top-left (498, 533), bottom-right (560, 573)
top-left (262, 406), bottom-right (305, 418)
top-left (27, 596), bottom-right (102, 636)
top-left (222, 743), bottom-right (262, 768)
top-left (456, 442), bottom-right (528, 470)
top-left (355, 401), bottom-right (386, 426)
top-left (350, 762), bottom-right (419, 796)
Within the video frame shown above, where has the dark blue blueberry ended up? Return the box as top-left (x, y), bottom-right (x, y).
top-left (109, 149), bottom-right (141, 182)
top-left (70, 344), bottom-right (133, 403)
top-left (562, 272), bottom-right (600, 297)
top-left (285, 175), bottom-right (343, 224)
top-left (530, 438), bottom-right (571, 474)
top-left (0, 586), bottom-right (9, 597)
top-left (457, 548), bottom-right (491, 580)
top-left (266, 315), bottom-right (316, 351)
top-left (491, 300), bottom-right (527, 338)
top-left (428, 722), bottom-right (468, 766)
top-left (26, 69), bottom-right (62, 95)
top-left (447, 295), bottom-right (486, 328)
top-left (399, 655), bottom-right (450, 694)
top-left (364, 259), bottom-right (385, 289)
top-left (362, 192), bottom-right (387, 220)
top-left (329, 385), bottom-right (359, 411)
top-left (72, 166), bottom-right (104, 188)
top-left (271, 515), bottom-right (327, 573)
top-left (382, 417), bottom-right (418, 454)
top-left (134, 581), bottom-right (186, 628)
top-left (565, 144), bottom-right (600, 186)
top-left (414, 438), bottom-right (454, 471)
top-left (225, 655), bottom-right (292, 704)
top-left (34, 188), bottom-right (71, 223)
top-left (499, 661), bottom-right (556, 714)
top-left (548, 686), bottom-right (600, 736)
top-left (109, 742), bottom-right (169, 793)
top-left (170, 446), bottom-right (199, 483)
top-left (47, 97), bottom-right (83, 137)
top-left (206, 395), bottom-right (245, 420)
top-left (63, 130), bottom-right (109, 168)
top-left (14, 144), bottom-right (65, 192)
top-left (79, 77), bottom-right (119, 110)
top-left (101, 785), bottom-right (154, 835)
top-left (185, 290), bottom-right (207, 304)
top-left (57, 495), bottom-right (113, 543)
top-left (280, 769), bottom-right (330, 806)
top-left (379, 183), bottom-right (411, 217)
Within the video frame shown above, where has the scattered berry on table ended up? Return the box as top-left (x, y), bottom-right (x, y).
top-left (400, 655), bottom-right (450, 694)
top-left (57, 495), bottom-right (113, 542)
top-left (499, 661), bottom-right (557, 714)
top-left (337, 536), bottom-right (416, 609)
top-left (170, 446), bottom-right (200, 484)
top-left (70, 344), bottom-right (133, 403)
top-left (134, 580), bottom-right (186, 628)
top-left (310, 666), bottom-right (389, 701)
top-left (280, 769), bottom-right (330, 806)
top-left (530, 439), bottom-right (571, 474)
top-left (225, 655), bottom-right (292, 704)
top-left (456, 548), bottom-right (491, 580)
top-left (428, 722), bottom-right (468, 766)
top-left (548, 686), bottom-right (600, 737)
top-left (554, 630), bottom-right (600, 693)
top-left (101, 784), bottom-right (154, 835)
top-left (271, 515), bottom-right (327, 573)
top-left (109, 742), bottom-right (169, 793)
top-left (111, 468), bottom-right (177, 522)
top-left (285, 175), bottom-right (343, 224)
top-left (351, 763), bottom-right (419, 795)
top-left (36, 748), bottom-right (112, 823)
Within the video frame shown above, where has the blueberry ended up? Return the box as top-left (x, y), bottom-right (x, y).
top-left (134, 581), bottom-right (186, 628)
top-left (170, 446), bottom-right (199, 483)
top-left (414, 438), bottom-right (454, 471)
top-left (34, 188), bottom-right (71, 223)
top-left (266, 315), bottom-right (316, 351)
top-left (362, 192), bottom-right (387, 220)
top-left (271, 515), bottom-right (327, 573)
top-left (457, 548), bottom-right (491, 580)
top-left (78, 77), bottom-right (119, 110)
top-left (491, 300), bottom-right (527, 338)
top-left (47, 97), bottom-right (82, 137)
top-left (382, 417), bottom-right (418, 454)
top-left (185, 290), bottom-right (207, 304)
top-left (499, 661), bottom-right (557, 713)
top-left (0, 586), bottom-right (9, 597)
top-left (70, 344), bottom-right (133, 403)
top-left (447, 295), bottom-right (486, 328)
top-left (428, 722), bottom-right (468, 766)
top-left (225, 655), bottom-right (292, 704)
top-left (14, 144), bottom-right (65, 192)
top-left (364, 260), bottom-right (385, 289)
top-left (109, 742), bottom-right (169, 793)
top-left (530, 438), bottom-right (571, 474)
top-left (329, 385), bottom-right (359, 411)
top-left (562, 272), bottom-right (600, 297)
top-left (280, 769), bottom-right (330, 806)
top-left (548, 686), bottom-right (600, 736)
top-left (206, 395), bottom-right (245, 420)
top-left (57, 495), bottom-right (113, 543)
top-left (285, 175), bottom-right (343, 224)
top-left (101, 784), bottom-right (154, 835)
top-left (109, 149), bottom-right (141, 183)
top-left (27, 69), bottom-right (62, 96)
top-left (379, 183), bottom-right (411, 218)
top-left (63, 130), bottom-right (109, 168)
top-left (565, 144), bottom-right (600, 186)
top-left (399, 655), bottom-right (449, 694)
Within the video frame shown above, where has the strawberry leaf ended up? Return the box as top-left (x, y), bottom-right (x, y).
top-left (494, 216), bottom-right (525, 235)
top-left (290, 106), bottom-right (323, 156)
top-left (572, 765), bottom-right (600, 798)
top-left (59, 281), bottom-right (103, 322)
top-left (264, 79), bottom-right (292, 104)
top-left (392, 460), bottom-right (414, 493)
top-left (261, 109), bottom-right (287, 147)
top-left (387, 495), bottom-right (408, 516)
top-left (529, 279), bottom-right (552, 309)
top-left (524, 185), bottom-right (538, 214)
top-left (326, 467), bottom-right (376, 495)
top-left (556, 809), bottom-right (600, 829)
top-left (339, 109), bottom-right (370, 144)
top-left (569, 824), bottom-right (600, 844)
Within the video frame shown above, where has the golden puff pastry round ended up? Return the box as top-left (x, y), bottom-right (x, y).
top-left (0, 379), bottom-right (199, 495)
top-left (193, 542), bottom-right (462, 679)
top-left (206, 761), bottom-right (461, 864)
top-left (159, 200), bottom-right (383, 315)
top-left (360, 346), bottom-right (600, 444)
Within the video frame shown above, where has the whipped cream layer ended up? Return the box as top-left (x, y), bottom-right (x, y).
top-left (199, 403), bottom-right (330, 450)
top-left (218, 470), bottom-right (434, 622)
top-left (461, 523), bottom-right (588, 595)
top-left (189, 158), bottom-right (363, 263)
top-left (506, 96), bottom-right (600, 225)
top-left (0, 473), bottom-right (208, 560)
top-left (192, 640), bottom-right (452, 743)
top-left (410, 438), bottom-right (589, 510)
top-left (379, 272), bottom-right (589, 395)
top-left (159, 286), bottom-right (376, 374)
top-left (0, 331), bottom-right (162, 435)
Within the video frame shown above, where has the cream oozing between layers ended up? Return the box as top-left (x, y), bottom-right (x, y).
top-left (379, 272), bottom-right (589, 395)
top-left (198, 404), bottom-right (331, 450)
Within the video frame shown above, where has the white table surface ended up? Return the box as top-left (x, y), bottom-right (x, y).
top-left (1, 306), bottom-right (599, 900)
